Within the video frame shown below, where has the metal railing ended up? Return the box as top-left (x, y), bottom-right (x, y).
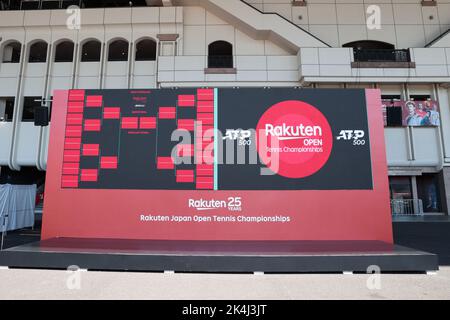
top-left (208, 55), bottom-right (234, 69)
top-left (391, 199), bottom-right (424, 216)
top-left (353, 49), bottom-right (411, 63)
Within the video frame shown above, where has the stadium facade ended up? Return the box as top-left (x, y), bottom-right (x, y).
top-left (0, 0), bottom-right (450, 217)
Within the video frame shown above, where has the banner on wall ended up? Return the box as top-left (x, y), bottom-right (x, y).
top-left (382, 99), bottom-right (440, 127)
top-left (402, 100), bottom-right (440, 127)
top-left (42, 88), bottom-right (393, 242)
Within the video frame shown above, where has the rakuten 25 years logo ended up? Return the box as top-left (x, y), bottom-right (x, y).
top-left (188, 197), bottom-right (242, 212)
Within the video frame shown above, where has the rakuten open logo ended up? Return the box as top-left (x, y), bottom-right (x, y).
top-left (256, 100), bottom-right (333, 178)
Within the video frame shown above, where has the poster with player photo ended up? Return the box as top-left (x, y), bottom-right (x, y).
top-left (402, 100), bottom-right (440, 127)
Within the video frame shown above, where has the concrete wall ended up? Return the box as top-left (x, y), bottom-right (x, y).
top-left (0, 3), bottom-right (449, 174)
top-left (244, 0), bottom-right (450, 47)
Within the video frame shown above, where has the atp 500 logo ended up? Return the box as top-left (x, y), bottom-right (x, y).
top-left (223, 129), bottom-right (252, 146)
top-left (336, 130), bottom-right (366, 146)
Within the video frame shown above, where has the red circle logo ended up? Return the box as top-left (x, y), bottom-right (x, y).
top-left (256, 100), bottom-right (333, 178)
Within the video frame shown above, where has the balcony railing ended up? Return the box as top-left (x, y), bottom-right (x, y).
top-left (208, 55), bottom-right (234, 69)
top-left (353, 49), bottom-right (411, 63)
top-left (391, 199), bottom-right (424, 216)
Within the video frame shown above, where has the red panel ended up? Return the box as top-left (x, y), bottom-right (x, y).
top-left (177, 119), bottom-right (195, 131)
top-left (157, 156), bottom-right (174, 170)
top-left (140, 117), bottom-right (156, 129)
top-left (197, 100), bottom-right (214, 113)
top-left (197, 113), bottom-right (214, 125)
top-left (197, 89), bottom-right (214, 101)
top-left (64, 137), bottom-right (81, 150)
top-left (195, 152), bottom-right (214, 165)
top-left (62, 163), bottom-right (79, 176)
top-left (178, 95), bottom-right (195, 107)
top-left (66, 113), bottom-right (83, 125)
top-left (84, 119), bottom-right (101, 132)
top-left (176, 170), bottom-right (195, 183)
top-left (65, 126), bottom-right (82, 138)
top-left (43, 89), bottom-right (393, 243)
top-left (81, 169), bottom-right (98, 182)
top-left (177, 144), bottom-right (194, 157)
top-left (196, 176), bottom-right (214, 190)
top-left (61, 175), bottom-right (79, 188)
top-left (86, 95), bottom-right (103, 107)
top-left (121, 117), bottom-right (139, 129)
top-left (63, 149), bottom-right (80, 163)
top-left (100, 156), bottom-right (118, 169)
top-left (159, 107), bottom-right (176, 119)
top-left (196, 140), bottom-right (214, 150)
top-left (196, 132), bottom-right (214, 142)
top-left (196, 164), bottom-right (214, 176)
top-left (202, 153), bottom-right (214, 164)
top-left (68, 90), bottom-right (85, 101)
top-left (82, 144), bottom-right (100, 156)
top-left (67, 101), bottom-right (84, 114)
top-left (103, 107), bottom-right (121, 119)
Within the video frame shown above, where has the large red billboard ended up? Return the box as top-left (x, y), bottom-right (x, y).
top-left (42, 88), bottom-right (393, 242)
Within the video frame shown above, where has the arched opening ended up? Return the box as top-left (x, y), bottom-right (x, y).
top-left (343, 40), bottom-right (410, 63)
top-left (28, 41), bottom-right (48, 63)
top-left (54, 40), bottom-right (74, 63)
top-left (343, 40), bottom-right (395, 50)
top-left (2, 41), bottom-right (21, 63)
top-left (135, 39), bottom-right (157, 61)
top-left (108, 40), bottom-right (129, 62)
top-left (81, 40), bottom-right (101, 62)
top-left (208, 41), bottom-right (233, 68)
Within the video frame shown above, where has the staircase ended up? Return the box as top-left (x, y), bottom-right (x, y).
top-left (174, 0), bottom-right (330, 52)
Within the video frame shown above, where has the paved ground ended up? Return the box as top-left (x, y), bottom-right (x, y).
top-left (1, 221), bottom-right (449, 299)
top-left (0, 267), bottom-right (449, 300)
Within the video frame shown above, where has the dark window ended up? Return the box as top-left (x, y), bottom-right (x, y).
top-left (135, 39), bottom-right (157, 61)
top-left (417, 173), bottom-right (443, 213)
top-left (81, 0), bottom-right (147, 8)
top-left (21, 0), bottom-right (39, 10)
top-left (0, 166), bottom-right (46, 186)
top-left (28, 41), bottom-right (48, 63)
top-left (0, 0), bottom-right (149, 10)
top-left (81, 40), bottom-right (101, 62)
top-left (409, 95), bottom-right (431, 101)
top-left (208, 41), bottom-right (233, 68)
top-left (389, 176), bottom-right (412, 200)
top-left (41, 0), bottom-right (60, 9)
top-left (382, 95), bottom-right (402, 100)
top-left (344, 40), bottom-right (410, 63)
top-left (382, 95), bottom-right (402, 127)
top-left (343, 40), bottom-right (395, 50)
top-left (22, 96), bottom-right (42, 121)
top-left (62, 1), bottom-right (81, 9)
top-left (0, 0), bottom-right (21, 10)
top-left (2, 41), bottom-right (21, 63)
top-left (54, 41), bottom-right (74, 62)
top-left (108, 40), bottom-right (129, 62)
top-left (0, 97), bottom-right (15, 122)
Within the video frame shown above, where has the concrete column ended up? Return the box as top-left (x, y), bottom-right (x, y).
top-left (0, 100), bottom-right (5, 120)
top-left (442, 167), bottom-right (450, 215)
